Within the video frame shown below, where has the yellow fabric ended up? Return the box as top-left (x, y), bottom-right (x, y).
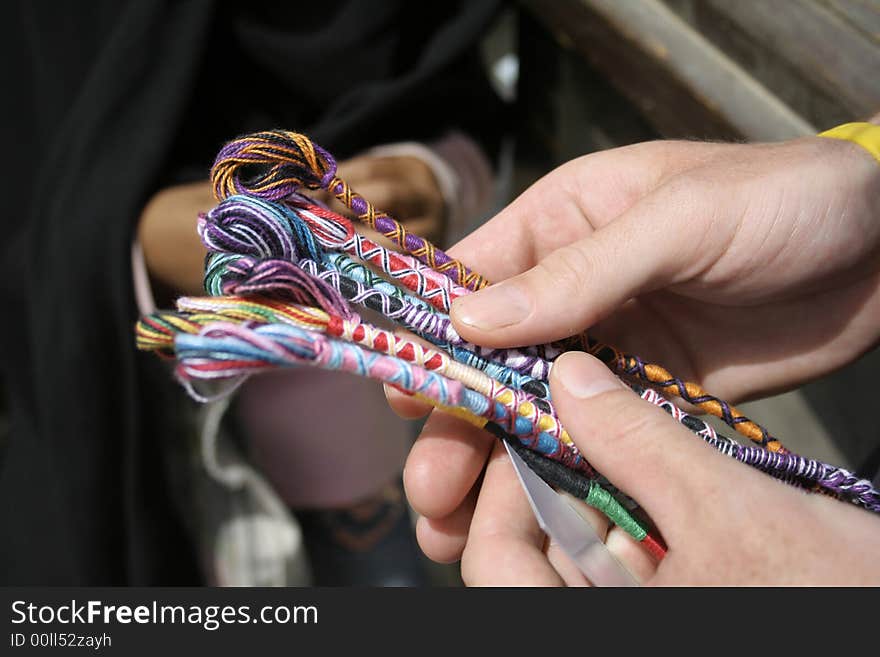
top-left (819, 122), bottom-right (880, 164)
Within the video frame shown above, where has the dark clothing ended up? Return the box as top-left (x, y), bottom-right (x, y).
top-left (1, 0), bottom-right (502, 584)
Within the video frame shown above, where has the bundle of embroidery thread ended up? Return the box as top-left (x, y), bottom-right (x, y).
top-left (136, 130), bottom-right (880, 562)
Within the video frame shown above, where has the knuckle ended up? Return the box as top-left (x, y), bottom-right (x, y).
top-left (459, 540), bottom-right (484, 586)
top-left (586, 389), bottom-right (662, 449)
top-left (401, 457), bottom-right (436, 514)
top-left (460, 535), bottom-right (513, 587)
top-left (535, 244), bottom-right (594, 301)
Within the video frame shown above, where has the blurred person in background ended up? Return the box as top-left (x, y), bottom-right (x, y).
top-left (1, 0), bottom-right (504, 585)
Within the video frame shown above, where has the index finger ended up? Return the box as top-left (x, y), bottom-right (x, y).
top-left (446, 139), bottom-right (728, 283)
top-left (460, 442), bottom-right (563, 586)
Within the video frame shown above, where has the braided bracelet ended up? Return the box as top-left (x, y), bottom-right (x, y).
top-left (209, 130), bottom-right (784, 451)
top-left (290, 193), bottom-right (789, 450)
top-left (139, 310), bottom-right (671, 553)
top-left (211, 131), bottom-right (488, 290)
top-left (207, 251), bottom-right (552, 402)
top-left (169, 320), bottom-right (586, 470)
top-left (143, 301), bottom-right (880, 540)
top-left (171, 296), bottom-right (581, 460)
top-left (195, 192), bottom-right (879, 507)
top-left (200, 197), bottom-right (790, 472)
top-left (138, 293), bottom-right (880, 513)
top-left (202, 195), bottom-right (556, 381)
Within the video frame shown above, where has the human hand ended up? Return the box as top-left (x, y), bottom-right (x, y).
top-left (451, 136), bottom-right (880, 400)
top-left (454, 351), bottom-right (880, 585)
top-left (395, 136), bottom-right (880, 575)
top-left (139, 180), bottom-right (215, 298)
top-left (315, 153), bottom-right (446, 244)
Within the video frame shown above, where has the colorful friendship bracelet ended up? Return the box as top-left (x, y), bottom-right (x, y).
top-left (636, 387), bottom-right (879, 510)
top-left (202, 195), bottom-right (556, 381)
top-left (169, 320), bottom-right (586, 468)
top-left (171, 296), bottom-right (581, 458)
top-left (137, 296), bottom-right (880, 512)
top-left (211, 130), bottom-right (489, 290)
top-left (286, 193), bottom-right (791, 452)
top-left (291, 197), bottom-right (470, 311)
top-left (206, 251), bottom-right (554, 402)
top-left (555, 333), bottom-right (786, 452)
top-left (198, 191), bottom-right (863, 494)
top-left (135, 308), bottom-right (671, 555)
top-left (200, 194), bottom-right (792, 465)
top-left (209, 130), bottom-right (784, 452)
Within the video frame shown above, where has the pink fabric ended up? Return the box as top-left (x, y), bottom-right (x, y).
top-left (235, 368), bottom-right (411, 508)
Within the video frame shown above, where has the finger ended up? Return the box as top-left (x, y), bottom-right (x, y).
top-left (450, 183), bottom-right (702, 347)
top-left (548, 351), bottom-right (743, 541)
top-left (403, 411), bottom-right (494, 519)
top-left (414, 484), bottom-right (478, 564)
top-left (444, 140), bottom-right (726, 283)
top-left (554, 494), bottom-right (657, 585)
top-left (604, 526), bottom-right (659, 584)
top-left (461, 442), bottom-right (564, 586)
top-left (542, 495), bottom-right (656, 586)
top-left (545, 539), bottom-right (591, 587)
top-left (559, 492), bottom-right (611, 541)
top-left (384, 384), bottom-right (433, 419)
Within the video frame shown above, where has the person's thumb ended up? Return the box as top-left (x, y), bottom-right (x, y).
top-left (449, 188), bottom-right (697, 348)
top-left (548, 351), bottom-right (730, 540)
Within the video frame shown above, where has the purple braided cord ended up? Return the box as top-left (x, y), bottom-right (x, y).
top-left (640, 388), bottom-right (880, 511)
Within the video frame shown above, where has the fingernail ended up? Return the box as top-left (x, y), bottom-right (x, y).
top-left (452, 281), bottom-right (532, 331)
top-left (553, 352), bottom-right (621, 399)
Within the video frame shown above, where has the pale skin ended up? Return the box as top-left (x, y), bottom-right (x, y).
top-left (391, 117), bottom-right (880, 585)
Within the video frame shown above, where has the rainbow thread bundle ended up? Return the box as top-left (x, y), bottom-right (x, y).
top-left (136, 130), bottom-right (880, 561)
